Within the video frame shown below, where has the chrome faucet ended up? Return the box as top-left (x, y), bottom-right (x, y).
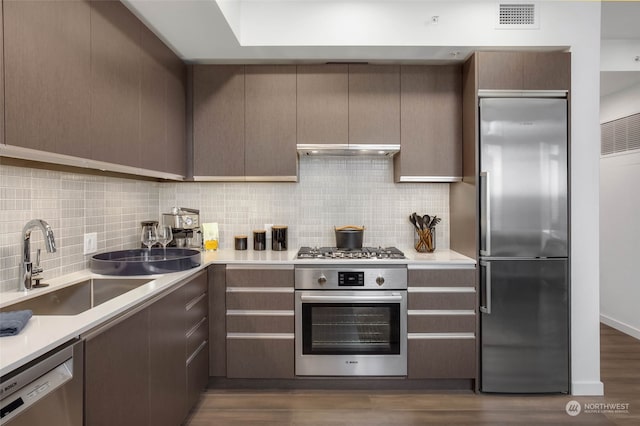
top-left (20, 219), bottom-right (56, 291)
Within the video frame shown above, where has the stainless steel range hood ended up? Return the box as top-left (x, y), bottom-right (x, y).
top-left (297, 144), bottom-right (400, 157)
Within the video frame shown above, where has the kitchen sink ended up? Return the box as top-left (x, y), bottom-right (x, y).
top-left (0, 278), bottom-right (152, 315)
top-left (90, 248), bottom-right (200, 276)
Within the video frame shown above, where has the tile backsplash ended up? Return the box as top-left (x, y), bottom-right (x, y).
top-left (0, 162), bottom-right (159, 292)
top-left (0, 156), bottom-right (449, 292)
top-left (161, 157), bottom-right (449, 251)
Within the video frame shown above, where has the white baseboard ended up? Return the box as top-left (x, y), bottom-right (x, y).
top-left (571, 381), bottom-right (604, 396)
top-left (600, 314), bottom-right (640, 341)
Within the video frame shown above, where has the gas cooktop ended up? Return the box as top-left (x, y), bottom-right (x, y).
top-left (296, 246), bottom-right (406, 260)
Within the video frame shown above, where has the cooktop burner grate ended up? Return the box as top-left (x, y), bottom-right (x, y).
top-left (296, 246), bottom-right (406, 260)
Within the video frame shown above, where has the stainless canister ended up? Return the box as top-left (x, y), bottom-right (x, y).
top-left (271, 226), bottom-right (288, 251)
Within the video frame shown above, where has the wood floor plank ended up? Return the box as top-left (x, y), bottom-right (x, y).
top-left (185, 324), bottom-right (639, 425)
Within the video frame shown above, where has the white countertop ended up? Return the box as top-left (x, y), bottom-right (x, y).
top-left (0, 248), bottom-right (474, 376)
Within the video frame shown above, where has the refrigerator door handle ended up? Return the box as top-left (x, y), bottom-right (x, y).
top-left (480, 260), bottom-right (491, 314)
top-left (480, 171), bottom-right (491, 257)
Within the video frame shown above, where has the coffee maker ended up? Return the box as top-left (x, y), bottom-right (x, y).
top-left (162, 207), bottom-right (201, 248)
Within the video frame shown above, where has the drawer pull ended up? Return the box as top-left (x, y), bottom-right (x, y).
top-left (226, 333), bottom-right (294, 339)
top-left (186, 292), bottom-right (206, 311)
top-left (186, 340), bottom-right (208, 365)
top-left (186, 317), bottom-right (207, 338)
top-left (408, 333), bottom-right (475, 339)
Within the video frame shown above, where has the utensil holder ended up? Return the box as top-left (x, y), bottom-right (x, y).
top-left (414, 228), bottom-right (436, 253)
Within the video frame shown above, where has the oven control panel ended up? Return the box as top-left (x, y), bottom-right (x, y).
top-left (295, 265), bottom-right (407, 290)
top-left (338, 271), bottom-right (364, 286)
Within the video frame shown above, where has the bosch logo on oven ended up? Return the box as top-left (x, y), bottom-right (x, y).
top-left (345, 361), bottom-right (358, 365)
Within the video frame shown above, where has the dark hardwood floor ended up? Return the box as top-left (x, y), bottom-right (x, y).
top-left (185, 324), bottom-right (639, 425)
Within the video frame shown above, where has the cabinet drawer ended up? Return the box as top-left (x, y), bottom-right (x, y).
top-left (408, 313), bottom-right (475, 333)
top-left (187, 340), bottom-right (209, 410)
top-left (226, 267), bottom-right (294, 287)
top-left (226, 336), bottom-right (294, 378)
top-left (187, 318), bottom-right (208, 359)
top-left (408, 269), bottom-right (475, 287)
top-left (226, 313), bottom-right (294, 333)
top-left (408, 338), bottom-right (476, 379)
top-left (226, 289), bottom-right (294, 310)
top-left (185, 293), bottom-right (208, 331)
top-left (408, 291), bottom-right (475, 310)
top-left (184, 270), bottom-right (207, 303)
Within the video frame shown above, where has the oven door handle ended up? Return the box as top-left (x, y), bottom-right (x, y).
top-left (300, 294), bottom-right (403, 302)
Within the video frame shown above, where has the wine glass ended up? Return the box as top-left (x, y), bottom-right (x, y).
top-left (141, 224), bottom-right (157, 253)
top-left (156, 225), bottom-right (173, 257)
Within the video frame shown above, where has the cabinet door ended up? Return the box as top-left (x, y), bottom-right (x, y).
top-left (408, 338), bottom-right (476, 379)
top-left (523, 52), bottom-right (570, 90)
top-left (477, 51), bottom-right (570, 91)
top-left (348, 65), bottom-right (400, 145)
top-left (165, 57), bottom-right (187, 176)
top-left (297, 64), bottom-right (348, 145)
top-left (396, 65), bottom-right (462, 181)
top-left (209, 265), bottom-right (227, 376)
top-left (477, 51), bottom-right (524, 90)
top-left (245, 65), bottom-right (297, 178)
top-left (4, 0), bottom-right (91, 156)
top-left (90, 0), bottom-right (141, 167)
top-left (193, 65), bottom-right (245, 178)
top-left (227, 338), bottom-right (295, 379)
top-left (149, 287), bottom-right (187, 426)
top-left (139, 25), bottom-right (168, 172)
top-left (85, 309), bottom-right (149, 426)
top-left (0, 3), bottom-right (5, 145)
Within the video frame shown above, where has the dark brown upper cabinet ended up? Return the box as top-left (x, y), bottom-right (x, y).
top-left (165, 57), bottom-right (187, 176)
top-left (2, 0), bottom-right (185, 178)
top-left (348, 64), bottom-right (401, 145)
top-left (4, 0), bottom-right (92, 157)
top-left (193, 65), bottom-right (246, 179)
top-left (0, 4), bottom-right (5, 145)
top-left (90, 0), bottom-right (142, 168)
top-left (394, 65), bottom-right (462, 182)
top-left (477, 51), bottom-right (570, 91)
top-left (297, 64), bottom-right (349, 145)
top-left (244, 65), bottom-right (298, 179)
top-left (192, 65), bottom-right (297, 181)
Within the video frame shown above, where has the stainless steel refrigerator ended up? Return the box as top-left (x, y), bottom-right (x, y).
top-left (479, 97), bottom-right (569, 393)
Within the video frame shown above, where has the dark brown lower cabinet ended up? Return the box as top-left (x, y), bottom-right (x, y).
top-left (149, 287), bottom-right (187, 426)
top-left (84, 270), bottom-right (209, 426)
top-left (185, 270), bottom-right (209, 409)
top-left (226, 337), bottom-right (294, 379)
top-left (408, 338), bottom-right (476, 379)
top-left (187, 342), bottom-right (209, 408)
top-left (406, 267), bottom-right (477, 382)
top-left (84, 308), bottom-right (150, 426)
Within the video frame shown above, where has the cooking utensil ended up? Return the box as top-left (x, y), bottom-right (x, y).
top-left (409, 214), bottom-right (419, 231)
top-left (335, 225), bottom-right (365, 249)
top-left (423, 215), bottom-right (431, 230)
top-left (429, 216), bottom-right (441, 229)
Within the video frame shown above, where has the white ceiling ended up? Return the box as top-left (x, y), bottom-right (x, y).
top-left (122, 0), bottom-right (640, 95)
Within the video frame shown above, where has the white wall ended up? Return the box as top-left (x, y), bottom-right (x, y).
top-left (601, 82), bottom-right (640, 123)
top-left (600, 83), bottom-right (640, 340)
top-left (600, 151), bottom-right (640, 340)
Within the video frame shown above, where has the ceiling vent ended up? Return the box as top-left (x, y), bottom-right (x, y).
top-left (601, 113), bottom-right (640, 156)
top-left (496, 3), bottom-right (539, 29)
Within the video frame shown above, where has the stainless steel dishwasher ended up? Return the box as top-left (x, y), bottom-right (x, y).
top-left (0, 339), bottom-right (83, 426)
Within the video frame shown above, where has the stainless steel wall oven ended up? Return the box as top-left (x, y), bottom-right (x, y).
top-left (295, 265), bottom-right (407, 376)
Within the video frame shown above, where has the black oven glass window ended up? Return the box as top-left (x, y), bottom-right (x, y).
top-left (302, 303), bottom-right (401, 355)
